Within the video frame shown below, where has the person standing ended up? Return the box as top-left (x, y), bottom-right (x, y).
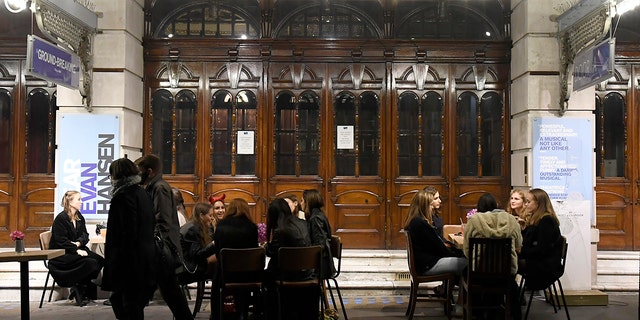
top-left (102, 158), bottom-right (157, 319)
top-left (49, 190), bottom-right (104, 306)
top-left (136, 154), bottom-right (193, 320)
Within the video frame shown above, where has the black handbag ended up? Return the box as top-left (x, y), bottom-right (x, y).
top-left (154, 230), bottom-right (183, 271)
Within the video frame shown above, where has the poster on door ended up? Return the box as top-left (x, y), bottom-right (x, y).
top-left (55, 113), bottom-right (120, 221)
top-left (532, 117), bottom-right (593, 291)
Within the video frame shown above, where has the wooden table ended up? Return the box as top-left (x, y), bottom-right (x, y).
top-left (448, 233), bottom-right (464, 249)
top-left (0, 249), bottom-right (64, 320)
top-left (89, 236), bottom-right (105, 257)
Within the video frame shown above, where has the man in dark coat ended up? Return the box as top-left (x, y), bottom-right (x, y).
top-left (136, 154), bottom-right (193, 320)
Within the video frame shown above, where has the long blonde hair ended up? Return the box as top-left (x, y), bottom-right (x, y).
top-left (506, 189), bottom-right (527, 219)
top-left (61, 190), bottom-right (81, 221)
top-left (403, 189), bottom-right (437, 229)
top-left (527, 188), bottom-right (560, 226)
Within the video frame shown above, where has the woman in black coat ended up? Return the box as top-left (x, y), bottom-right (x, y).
top-left (179, 202), bottom-right (217, 284)
top-left (49, 190), bottom-right (104, 306)
top-left (102, 158), bottom-right (157, 320)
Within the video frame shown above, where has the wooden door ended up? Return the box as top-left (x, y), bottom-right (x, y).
top-left (595, 63), bottom-right (640, 250)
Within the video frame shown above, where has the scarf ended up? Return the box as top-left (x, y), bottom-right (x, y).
top-left (110, 175), bottom-right (142, 197)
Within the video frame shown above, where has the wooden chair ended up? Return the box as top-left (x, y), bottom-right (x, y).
top-left (218, 247), bottom-right (266, 320)
top-left (325, 235), bottom-right (348, 320)
top-left (461, 237), bottom-right (513, 320)
top-left (404, 231), bottom-right (455, 320)
top-left (39, 230), bottom-right (58, 308)
top-left (192, 279), bottom-right (210, 318)
top-left (276, 245), bottom-right (323, 320)
top-left (521, 235), bottom-right (570, 320)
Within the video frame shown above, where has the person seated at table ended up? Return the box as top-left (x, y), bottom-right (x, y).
top-left (264, 198), bottom-right (316, 319)
top-left (518, 188), bottom-right (563, 292)
top-left (283, 193), bottom-right (305, 220)
top-left (213, 198), bottom-right (259, 320)
top-left (209, 193), bottom-right (226, 232)
top-left (424, 185), bottom-right (445, 239)
top-left (172, 187), bottom-right (188, 227)
top-left (403, 188), bottom-right (466, 278)
top-left (506, 189), bottom-right (528, 230)
top-left (179, 202), bottom-right (217, 284)
top-left (49, 190), bottom-right (104, 306)
top-left (464, 192), bottom-right (523, 320)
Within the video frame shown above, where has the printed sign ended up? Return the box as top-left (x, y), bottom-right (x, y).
top-left (55, 114), bottom-right (119, 221)
top-left (26, 35), bottom-right (81, 89)
top-left (572, 38), bottom-right (614, 92)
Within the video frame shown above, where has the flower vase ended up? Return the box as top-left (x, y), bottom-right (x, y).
top-left (15, 239), bottom-right (25, 253)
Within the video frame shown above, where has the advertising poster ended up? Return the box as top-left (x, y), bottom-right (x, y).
top-left (533, 117), bottom-right (593, 290)
top-left (55, 114), bottom-right (119, 221)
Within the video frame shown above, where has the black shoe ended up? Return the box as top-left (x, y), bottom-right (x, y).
top-left (103, 298), bottom-right (112, 306)
top-left (72, 285), bottom-right (87, 306)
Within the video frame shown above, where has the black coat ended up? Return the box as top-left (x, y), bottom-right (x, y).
top-left (49, 211), bottom-right (104, 288)
top-left (213, 215), bottom-right (258, 255)
top-left (179, 221), bottom-right (216, 281)
top-left (307, 208), bottom-right (336, 279)
top-left (266, 215), bottom-right (311, 279)
top-left (406, 216), bottom-right (456, 274)
top-left (101, 184), bottom-right (157, 293)
top-left (520, 215), bottom-right (563, 289)
top-left (144, 173), bottom-right (182, 261)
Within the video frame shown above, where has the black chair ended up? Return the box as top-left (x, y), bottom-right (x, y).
top-left (276, 245), bottom-right (323, 320)
top-left (192, 279), bottom-right (210, 318)
top-left (404, 231), bottom-right (455, 320)
top-left (325, 235), bottom-right (348, 320)
top-left (39, 231), bottom-right (60, 308)
top-left (218, 247), bottom-right (266, 320)
top-left (461, 237), bottom-right (513, 320)
top-left (520, 235), bottom-right (570, 320)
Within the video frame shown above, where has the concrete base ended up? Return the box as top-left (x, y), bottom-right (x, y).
top-left (547, 289), bottom-right (608, 306)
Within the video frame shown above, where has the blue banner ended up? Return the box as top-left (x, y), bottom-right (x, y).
top-left (27, 35), bottom-right (80, 89)
top-left (55, 114), bottom-right (119, 221)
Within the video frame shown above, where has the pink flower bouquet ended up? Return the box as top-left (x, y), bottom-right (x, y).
top-left (466, 208), bottom-right (478, 221)
top-left (10, 230), bottom-right (25, 241)
top-left (257, 222), bottom-right (267, 244)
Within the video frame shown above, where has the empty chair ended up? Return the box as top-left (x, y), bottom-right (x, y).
top-left (325, 235), bottom-right (348, 320)
top-left (461, 237), bottom-right (513, 320)
top-left (404, 231), bottom-right (455, 320)
top-left (218, 247), bottom-right (266, 320)
top-left (276, 245), bottom-right (323, 320)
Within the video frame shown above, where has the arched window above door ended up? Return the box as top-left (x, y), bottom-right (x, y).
top-left (26, 88), bottom-right (56, 174)
top-left (155, 2), bottom-right (259, 39)
top-left (274, 3), bottom-right (381, 39)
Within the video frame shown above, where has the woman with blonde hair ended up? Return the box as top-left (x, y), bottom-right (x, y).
top-left (519, 188), bottom-right (563, 290)
top-left (403, 187), bottom-right (466, 277)
top-left (506, 189), bottom-right (528, 229)
top-left (49, 190), bottom-right (104, 306)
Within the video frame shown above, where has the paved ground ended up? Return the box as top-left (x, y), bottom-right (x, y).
top-left (0, 292), bottom-right (637, 319)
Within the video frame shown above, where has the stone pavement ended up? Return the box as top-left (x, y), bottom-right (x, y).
top-left (0, 292), bottom-right (637, 320)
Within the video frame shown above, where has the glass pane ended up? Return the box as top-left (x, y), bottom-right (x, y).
top-left (600, 93), bottom-right (625, 177)
top-left (151, 90), bottom-right (174, 174)
top-left (397, 6), bottom-right (500, 40)
top-left (398, 92), bottom-right (419, 176)
top-left (275, 92), bottom-right (296, 175)
top-left (175, 90), bottom-right (197, 174)
top-left (236, 90), bottom-right (257, 175)
top-left (278, 5), bottom-right (376, 39)
top-left (27, 89), bottom-right (51, 173)
top-left (299, 92), bottom-right (320, 175)
top-left (335, 92), bottom-right (356, 176)
top-left (480, 92), bottom-right (502, 176)
top-left (158, 3), bottom-right (258, 38)
top-left (457, 92), bottom-right (479, 176)
top-left (422, 92), bottom-right (443, 176)
top-left (0, 89), bottom-right (11, 173)
top-left (359, 92), bottom-right (379, 176)
top-left (211, 91), bottom-right (232, 174)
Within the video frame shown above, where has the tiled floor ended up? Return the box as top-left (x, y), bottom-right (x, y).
top-left (0, 292), bottom-right (637, 319)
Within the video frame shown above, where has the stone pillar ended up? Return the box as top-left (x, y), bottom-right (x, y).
top-left (57, 0), bottom-right (144, 160)
top-left (511, 0), bottom-right (604, 301)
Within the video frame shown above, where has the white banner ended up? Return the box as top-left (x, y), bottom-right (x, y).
top-left (55, 113), bottom-right (119, 221)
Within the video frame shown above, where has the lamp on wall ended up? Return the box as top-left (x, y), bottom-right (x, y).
top-left (4, 0), bottom-right (29, 13)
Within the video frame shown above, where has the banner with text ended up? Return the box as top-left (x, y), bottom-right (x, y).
top-left (533, 117), bottom-right (593, 290)
top-left (55, 113), bottom-right (119, 221)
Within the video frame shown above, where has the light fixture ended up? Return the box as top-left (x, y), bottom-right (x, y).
top-left (4, 0), bottom-right (29, 13)
top-left (616, 0), bottom-right (640, 15)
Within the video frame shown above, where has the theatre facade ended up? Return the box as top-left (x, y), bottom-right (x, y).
top-left (1, 0), bottom-right (639, 250)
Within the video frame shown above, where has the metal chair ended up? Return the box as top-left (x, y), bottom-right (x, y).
top-left (325, 235), bottom-right (348, 320)
top-left (404, 231), bottom-right (455, 320)
top-left (276, 245), bottom-right (323, 320)
top-left (461, 237), bottom-right (513, 320)
top-left (218, 247), bottom-right (266, 320)
top-left (39, 231), bottom-right (58, 308)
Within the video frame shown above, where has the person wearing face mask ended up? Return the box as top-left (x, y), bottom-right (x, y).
top-left (101, 158), bottom-right (157, 319)
top-left (49, 190), bottom-right (105, 306)
top-left (135, 154), bottom-right (193, 320)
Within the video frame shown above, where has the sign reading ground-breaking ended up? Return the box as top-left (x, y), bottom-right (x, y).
top-left (26, 35), bottom-right (81, 89)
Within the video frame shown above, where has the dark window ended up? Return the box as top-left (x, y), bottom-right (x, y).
top-left (397, 92), bottom-right (420, 176)
top-left (422, 92), bottom-right (443, 176)
top-left (397, 5), bottom-right (501, 40)
top-left (156, 3), bottom-right (259, 39)
top-left (276, 4), bottom-right (378, 39)
top-left (236, 90), bottom-right (257, 175)
top-left (359, 92), bottom-right (379, 176)
top-left (298, 92), bottom-right (320, 175)
top-left (457, 92), bottom-right (479, 176)
top-left (0, 89), bottom-right (12, 173)
top-left (596, 93), bottom-right (625, 177)
top-left (175, 90), bottom-right (197, 174)
top-left (275, 92), bottom-right (296, 175)
top-left (26, 88), bottom-right (56, 174)
top-left (479, 92), bottom-right (502, 176)
top-left (211, 91), bottom-right (233, 174)
top-left (335, 92), bottom-right (356, 176)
